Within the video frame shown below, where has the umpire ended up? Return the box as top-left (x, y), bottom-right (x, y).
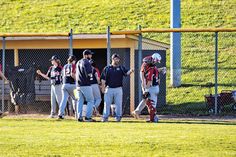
top-left (76, 50), bottom-right (95, 122)
top-left (101, 53), bottom-right (134, 122)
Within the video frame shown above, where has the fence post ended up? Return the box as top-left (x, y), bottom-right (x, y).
top-left (1, 37), bottom-right (6, 112)
top-left (138, 25), bottom-right (142, 103)
top-left (214, 32), bottom-right (218, 115)
top-left (69, 29), bottom-right (73, 56)
top-left (170, 0), bottom-right (181, 87)
top-left (107, 26), bottom-right (111, 66)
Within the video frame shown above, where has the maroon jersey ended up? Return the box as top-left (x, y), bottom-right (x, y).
top-left (141, 62), bottom-right (159, 86)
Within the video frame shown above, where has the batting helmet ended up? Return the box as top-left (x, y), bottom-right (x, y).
top-left (151, 53), bottom-right (161, 63)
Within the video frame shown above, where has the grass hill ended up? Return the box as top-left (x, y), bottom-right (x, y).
top-left (0, 0), bottom-right (235, 33)
top-left (0, 0), bottom-right (235, 115)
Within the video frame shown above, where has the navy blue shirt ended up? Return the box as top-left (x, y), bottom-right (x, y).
top-left (62, 63), bottom-right (76, 84)
top-left (47, 66), bottom-right (62, 85)
top-left (76, 58), bottom-right (93, 86)
top-left (101, 65), bottom-right (129, 88)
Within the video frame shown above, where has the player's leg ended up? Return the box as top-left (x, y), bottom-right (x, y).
top-left (80, 86), bottom-right (94, 121)
top-left (50, 85), bottom-right (57, 118)
top-left (77, 89), bottom-right (85, 121)
top-left (67, 84), bottom-right (77, 119)
top-left (114, 87), bottom-right (123, 122)
top-left (147, 86), bottom-right (159, 122)
top-left (132, 99), bottom-right (146, 118)
top-left (72, 99), bottom-right (77, 119)
top-left (55, 84), bottom-right (63, 108)
top-left (58, 84), bottom-right (69, 118)
top-left (102, 87), bottom-right (112, 122)
top-left (92, 84), bottom-right (102, 109)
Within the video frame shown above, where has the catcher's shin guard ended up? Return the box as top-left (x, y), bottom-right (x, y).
top-left (146, 99), bottom-right (156, 122)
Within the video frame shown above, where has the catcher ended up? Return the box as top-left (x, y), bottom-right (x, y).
top-left (132, 53), bottom-right (166, 123)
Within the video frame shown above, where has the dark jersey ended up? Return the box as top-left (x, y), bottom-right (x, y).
top-left (76, 58), bottom-right (93, 86)
top-left (62, 63), bottom-right (76, 84)
top-left (90, 67), bottom-right (100, 85)
top-left (101, 65), bottom-right (128, 88)
top-left (141, 63), bottom-right (159, 86)
top-left (47, 65), bottom-right (63, 85)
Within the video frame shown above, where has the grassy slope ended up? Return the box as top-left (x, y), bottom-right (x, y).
top-left (0, 118), bottom-right (236, 157)
top-left (0, 0), bottom-right (235, 114)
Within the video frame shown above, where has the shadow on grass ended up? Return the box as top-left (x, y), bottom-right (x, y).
top-left (180, 83), bottom-right (236, 88)
top-left (157, 101), bottom-right (236, 116)
top-left (158, 121), bottom-right (236, 126)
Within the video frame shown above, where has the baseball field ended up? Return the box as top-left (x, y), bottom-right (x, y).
top-left (0, 117), bottom-right (235, 157)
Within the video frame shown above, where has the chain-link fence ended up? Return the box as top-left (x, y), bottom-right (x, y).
top-left (0, 34), bottom-right (72, 116)
top-left (139, 31), bottom-right (236, 116)
top-left (1, 29), bottom-right (235, 117)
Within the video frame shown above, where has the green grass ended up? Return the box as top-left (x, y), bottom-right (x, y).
top-left (0, 0), bottom-right (235, 33)
top-left (0, 118), bottom-right (236, 157)
top-left (0, 0), bottom-right (236, 114)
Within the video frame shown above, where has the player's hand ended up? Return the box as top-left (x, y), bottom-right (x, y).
top-left (130, 69), bottom-right (134, 73)
top-left (36, 70), bottom-right (42, 75)
top-left (4, 79), bottom-right (9, 84)
top-left (100, 86), bottom-right (105, 94)
top-left (161, 67), bottom-right (166, 75)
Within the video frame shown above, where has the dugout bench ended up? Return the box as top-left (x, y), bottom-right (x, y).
top-left (0, 80), bottom-right (51, 114)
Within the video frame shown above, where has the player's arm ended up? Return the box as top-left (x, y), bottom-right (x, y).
top-left (36, 69), bottom-right (50, 80)
top-left (158, 67), bottom-right (166, 74)
top-left (140, 71), bottom-right (146, 93)
top-left (94, 68), bottom-right (101, 85)
top-left (84, 60), bottom-right (93, 79)
top-left (143, 68), bottom-right (154, 93)
top-left (126, 68), bottom-right (134, 75)
top-left (100, 68), bottom-right (107, 93)
top-left (0, 71), bottom-right (7, 80)
top-left (71, 65), bottom-right (76, 80)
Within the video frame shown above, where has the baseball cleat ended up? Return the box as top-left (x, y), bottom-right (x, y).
top-left (101, 118), bottom-right (108, 122)
top-left (0, 112), bottom-right (7, 118)
top-left (85, 117), bottom-right (96, 122)
top-left (131, 111), bottom-right (140, 119)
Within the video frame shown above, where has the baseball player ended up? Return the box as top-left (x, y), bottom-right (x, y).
top-left (37, 55), bottom-right (63, 118)
top-left (58, 55), bottom-right (77, 119)
top-left (89, 59), bottom-right (102, 115)
top-left (100, 53), bottom-right (134, 122)
top-left (132, 53), bottom-right (166, 123)
top-left (0, 64), bottom-right (7, 81)
top-left (76, 50), bottom-right (95, 122)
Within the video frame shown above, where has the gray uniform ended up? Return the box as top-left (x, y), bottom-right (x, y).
top-left (134, 86), bottom-right (159, 114)
top-left (47, 65), bottom-right (63, 116)
top-left (58, 63), bottom-right (77, 118)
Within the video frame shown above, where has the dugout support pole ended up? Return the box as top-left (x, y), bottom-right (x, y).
top-left (69, 29), bottom-right (73, 56)
top-left (214, 32), bottom-right (219, 115)
top-left (138, 25), bottom-right (142, 103)
top-left (170, 0), bottom-right (181, 87)
top-left (1, 37), bottom-right (6, 112)
top-left (107, 26), bottom-right (111, 66)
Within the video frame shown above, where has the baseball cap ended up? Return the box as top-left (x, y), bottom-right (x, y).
top-left (112, 53), bottom-right (120, 59)
top-left (68, 55), bottom-right (77, 62)
top-left (49, 55), bottom-right (59, 61)
top-left (83, 49), bottom-right (94, 55)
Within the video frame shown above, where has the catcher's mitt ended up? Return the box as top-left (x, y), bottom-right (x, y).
top-left (142, 92), bottom-right (150, 99)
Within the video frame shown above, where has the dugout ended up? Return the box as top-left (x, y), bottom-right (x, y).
top-left (0, 34), bottom-right (169, 114)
